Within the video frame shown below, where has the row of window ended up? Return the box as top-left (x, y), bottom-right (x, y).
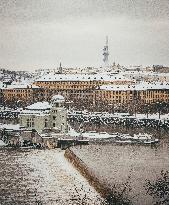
top-left (6, 89), bottom-right (31, 93)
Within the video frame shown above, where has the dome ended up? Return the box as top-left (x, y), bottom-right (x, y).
top-left (51, 95), bottom-right (65, 103)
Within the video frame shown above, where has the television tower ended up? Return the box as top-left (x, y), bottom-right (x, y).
top-left (103, 36), bottom-right (109, 67)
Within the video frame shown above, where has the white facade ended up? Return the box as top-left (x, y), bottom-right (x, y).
top-left (19, 95), bottom-right (67, 133)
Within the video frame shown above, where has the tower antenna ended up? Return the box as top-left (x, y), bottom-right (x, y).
top-left (103, 36), bottom-right (109, 67)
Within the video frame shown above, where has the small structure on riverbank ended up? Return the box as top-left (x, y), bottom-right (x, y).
top-left (19, 95), bottom-right (68, 133)
top-left (0, 95), bottom-right (71, 148)
top-left (18, 95), bottom-right (68, 147)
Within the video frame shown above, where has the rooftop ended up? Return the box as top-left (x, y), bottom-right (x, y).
top-left (0, 124), bottom-right (21, 131)
top-left (51, 95), bottom-right (65, 103)
top-left (99, 82), bottom-right (169, 91)
top-left (35, 73), bottom-right (134, 82)
top-left (3, 83), bottom-right (39, 89)
top-left (26, 101), bottom-right (51, 110)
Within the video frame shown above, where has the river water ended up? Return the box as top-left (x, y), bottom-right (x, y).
top-left (71, 139), bottom-right (169, 205)
top-left (0, 148), bottom-right (102, 205)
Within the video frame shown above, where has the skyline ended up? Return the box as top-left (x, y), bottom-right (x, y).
top-left (0, 0), bottom-right (169, 71)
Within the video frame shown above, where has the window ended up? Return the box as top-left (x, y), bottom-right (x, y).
top-left (45, 119), bottom-right (48, 127)
top-left (26, 118), bottom-right (34, 128)
top-left (53, 116), bottom-right (56, 120)
top-left (53, 123), bottom-right (55, 127)
top-left (27, 119), bottom-right (29, 127)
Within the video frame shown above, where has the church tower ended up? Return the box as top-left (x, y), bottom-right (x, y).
top-left (58, 62), bottom-right (63, 74)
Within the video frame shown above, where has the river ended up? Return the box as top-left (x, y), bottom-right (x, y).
top-left (71, 139), bottom-right (169, 205)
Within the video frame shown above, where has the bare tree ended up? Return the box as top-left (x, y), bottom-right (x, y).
top-left (144, 170), bottom-right (169, 205)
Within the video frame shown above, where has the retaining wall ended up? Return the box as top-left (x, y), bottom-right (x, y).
top-left (64, 148), bottom-right (110, 198)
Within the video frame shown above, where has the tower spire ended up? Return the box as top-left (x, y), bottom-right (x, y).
top-left (59, 62), bottom-right (62, 74)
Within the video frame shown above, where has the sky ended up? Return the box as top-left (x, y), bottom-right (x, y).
top-left (0, 0), bottom-right (169, 71)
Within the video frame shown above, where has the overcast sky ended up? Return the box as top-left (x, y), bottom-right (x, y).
top-left (0, 0), bottom-right (169, 71)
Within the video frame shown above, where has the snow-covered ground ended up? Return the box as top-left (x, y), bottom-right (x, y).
top-left (0, 140), bottom-right (6, 146)
top-left (0, 123), bottom-right (20, 130)
top-left (0, 149), bottom-right (103, 204)
top-left (69, 110), bottom-right (169, 122)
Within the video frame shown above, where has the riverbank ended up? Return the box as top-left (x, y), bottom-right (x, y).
top-left (64, 148), bottom-right (110, 198)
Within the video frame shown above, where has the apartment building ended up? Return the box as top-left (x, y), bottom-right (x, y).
top-left (95, 82), bottom-right (169, 106)
top-left (2, 84), bottom-right (45, 105)
top-left (33, 73), bottom-right (135, 104)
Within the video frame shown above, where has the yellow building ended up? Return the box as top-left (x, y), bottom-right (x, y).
top-left (34, 73), bottom-right (135, 89)
top-left (95, 82), bottom-right (169, 106)
top-left (2, 84), bottom-right (45, 105)
top-left (33, 73), bottom-right (135, 104)
top-left (2, 75), bottom-right (169, 110)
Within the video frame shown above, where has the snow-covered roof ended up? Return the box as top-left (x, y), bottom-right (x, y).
top-left (3, 83), bottom-right (39, 89)
top-left (0, 140), bottom-right (6, 146)
top-left (99, 82), bottom-right (169, 91)
top-left (26, 102), bottom-right (51, 110)
top-left (0, 124), bottom-right (21, 130)
top-left (51, 95), bottom-right (65, 103)
top-left (123, 70), bottom-right (169, 78)
top-left (20, 110), bottom-right (50, 116)
top-left (35, 73), bottom-right (134, 82)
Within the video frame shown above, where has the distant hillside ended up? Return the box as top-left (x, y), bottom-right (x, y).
top-left (0, 68), bottom-right (33, 82)
top-left (158, 67), bottom-right (169, 73)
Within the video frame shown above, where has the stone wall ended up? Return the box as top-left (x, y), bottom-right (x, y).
top-left (64, 148), bottom-right (110, 198)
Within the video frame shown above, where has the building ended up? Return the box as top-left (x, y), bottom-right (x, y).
top-left (123, 70), bottom-right (169, 82)
top-left (2, 70), bottom-right (169, 111)
top-left (94, 82), bottom-right (169, 107)
top-left (0, 82), bottom-right (3, 105)
top-left (95, 84), bottom-right (134, 106)
top-left (2, 83), bottom-right (45, 106)
top-left (19, 95), bottom-right (68, 133)
top-left (33, 73), bottom-right (135, 104)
